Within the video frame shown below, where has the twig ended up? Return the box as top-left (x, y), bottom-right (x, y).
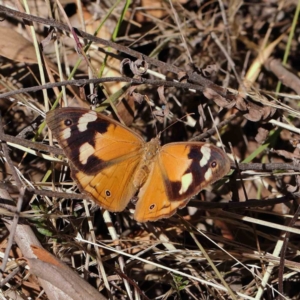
top-left (0, 77), bottom-right (208, 99)
top-left (0, 5), bottom-right (228, 97)
top-left (190, 112), bottom-right (240, 141)
top-left (278, 203), bottom-right (300, 299)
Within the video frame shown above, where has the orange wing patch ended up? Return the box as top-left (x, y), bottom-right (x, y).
top-left (134, 157), bottom-right (189, 222)
top-left (71, 153), bottom-right (141, 212)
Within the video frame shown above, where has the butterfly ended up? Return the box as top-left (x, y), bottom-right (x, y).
top-left (46, 107), bottom-right (231, 222)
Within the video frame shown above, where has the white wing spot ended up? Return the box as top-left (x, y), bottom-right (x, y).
top-left (78, 111), bottom-right (97, 132)
top-left (62, 127), bottom-right (71, 139)
top-left (179, 172), bottom-right (193, 195)
top-left (199, 145), bottom-right (211, 167)
top-left (79, 142), bottom-right (95, 165)
top-left (204, 168), bottom-right (212, 181)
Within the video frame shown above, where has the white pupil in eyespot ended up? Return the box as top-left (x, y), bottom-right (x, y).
top-left (65, 119), bottom-right (72, 126)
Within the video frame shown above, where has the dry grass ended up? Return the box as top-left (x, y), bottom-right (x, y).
top-left (1, 1), bottom-right (300, 299)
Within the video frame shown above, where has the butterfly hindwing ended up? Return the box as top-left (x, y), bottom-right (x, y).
top-left (71, 156), bottom-right (141, 212)
top-left (134, 157), bottom-right (190, 222)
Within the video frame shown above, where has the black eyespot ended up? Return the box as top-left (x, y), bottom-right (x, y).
top-left (105, 190), bottom-right (111, 197)
top-left (149, 204), bottom-right (155, 210)
top-left (64, 119), bottom-right (72, 126)
top-left (211, 161), bottom-right (217, 168)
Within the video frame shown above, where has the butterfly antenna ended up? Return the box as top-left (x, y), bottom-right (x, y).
top-left (146, 94), bottom-right (194, 139)
top-left (144, 95), bottom-right (159, 136)
top-left (159, 113), bottom-right (195, 135)
top-left (207, 106), bottom-right (226, 151)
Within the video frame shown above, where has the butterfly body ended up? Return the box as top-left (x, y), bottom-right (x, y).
top-left (132, 137), bottom-right (160, 187)
top-left (46, 107), bottom-right (230, 222)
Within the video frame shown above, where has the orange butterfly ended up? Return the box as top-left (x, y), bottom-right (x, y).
top-left (46, 107), bottom-right (230, 222)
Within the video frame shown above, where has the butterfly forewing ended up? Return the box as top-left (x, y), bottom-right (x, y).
top-left (160, 143), bottom-right (231, 200)
top-left (46, 108), bottom-right (144, 174)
